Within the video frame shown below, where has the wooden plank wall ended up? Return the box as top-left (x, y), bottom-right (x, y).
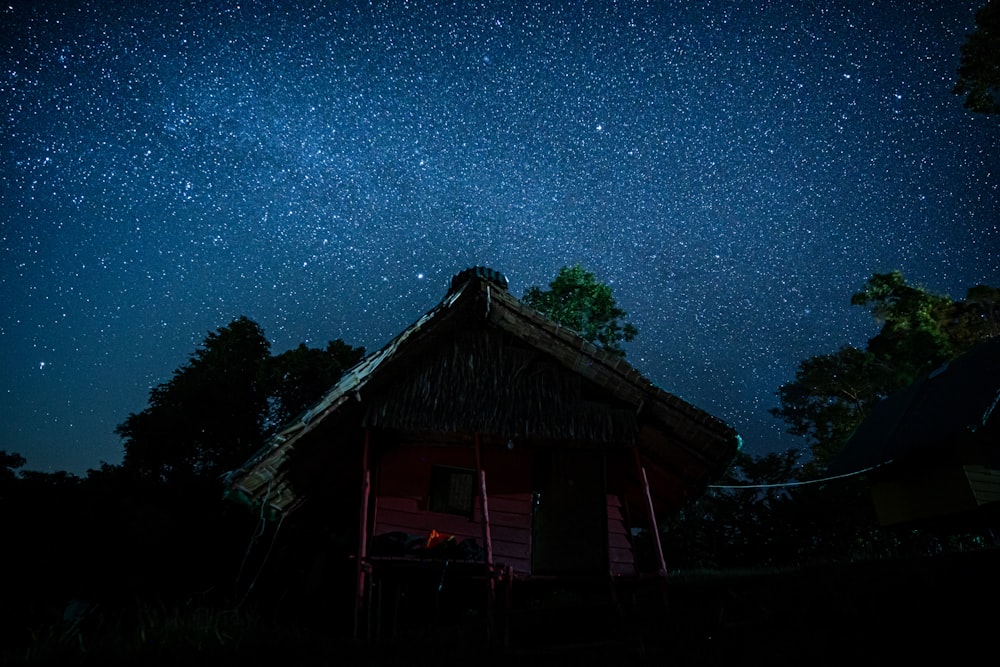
top-left (374, 495), bottom-right (480, 543)
top-left (373, 443), bottom-right (637, 576)
top-left (475, 493), bottom-right (532, 574)
top-left (372, 493), bottom-right (534, 574)
top-left (608, 494), bottom-right (636, 576)
top-left (374, 492), bottom-right (636, 576)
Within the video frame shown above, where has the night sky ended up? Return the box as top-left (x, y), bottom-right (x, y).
top-left (2, 0), bottom-right (997, 474)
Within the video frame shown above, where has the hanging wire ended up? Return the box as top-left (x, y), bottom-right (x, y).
top-left (234, 480), bottom-right (272, 602)
top-left (235, 511), bottom-right (286, 611)
top-left (706, 459), bottom-right (894, 490)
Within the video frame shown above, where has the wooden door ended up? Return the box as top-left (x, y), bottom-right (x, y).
top-left (531, 449), bottom-right (608, 574)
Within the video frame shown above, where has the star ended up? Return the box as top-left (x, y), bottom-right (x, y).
top-left (0, 0), bottom-right (996, 474)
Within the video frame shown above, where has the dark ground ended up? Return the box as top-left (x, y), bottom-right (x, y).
top-left (8, 547), bottom-right (997, 666)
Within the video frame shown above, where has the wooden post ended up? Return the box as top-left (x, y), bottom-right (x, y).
top-left (479, 470), bottom-right (495, 566)
top-left (353, 428), bottom-right (372, 640)
top-left (633, 447), bottom-right (667, 577)
top-left (475, 434), bottom-right (495, 567)
top-left (475, 432), bottom-right (496, 643)
top-left (502, 563), bottom-right (513, 650)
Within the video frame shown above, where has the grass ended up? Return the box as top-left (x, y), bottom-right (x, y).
top-left (7, 547), bottom-right (1000, 666)
top-left (4, 600), bottom-right (349, 667)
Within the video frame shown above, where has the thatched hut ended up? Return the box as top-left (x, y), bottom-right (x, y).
top-left (227, 267), bottom-right (739, 641)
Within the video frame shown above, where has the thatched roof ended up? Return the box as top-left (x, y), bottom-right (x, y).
top-left (227, 267), bottom-right (740, 514)
top-left (832, 337), bottom-right (1000, 475)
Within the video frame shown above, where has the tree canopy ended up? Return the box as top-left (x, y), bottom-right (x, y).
top-left (117, 317), bottom-right (364, 484)
top-left (523, 264), bottom-right (638, 356)
top-left (772, 272), bottom-right (1000, 470)
top-left (262, 339), bottom-right (366, 429)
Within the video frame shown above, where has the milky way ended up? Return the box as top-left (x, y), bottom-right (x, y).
top-left (2, 0), bottom-right (997, 473)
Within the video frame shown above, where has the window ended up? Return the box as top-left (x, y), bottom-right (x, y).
top-left (429, 465), bottom-right (475, 516)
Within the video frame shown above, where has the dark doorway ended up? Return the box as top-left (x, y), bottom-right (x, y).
top-left (531, 449), bottom-right (608, 574)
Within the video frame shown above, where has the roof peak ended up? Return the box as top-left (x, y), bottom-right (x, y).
top-left (448, 266), bottom-right (509, 294)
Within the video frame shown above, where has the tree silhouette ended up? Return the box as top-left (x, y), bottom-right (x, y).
top-left (954, 0), bottom-right (1000, 114)
top-left (117, 317), bottom-right (364, 485)
top-left (262, 339), bottom-right (366, 428)
top-left (118, 317), bottom-right (272, 484)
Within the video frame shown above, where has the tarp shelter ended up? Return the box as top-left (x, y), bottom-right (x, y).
top-left (227, 267), bottom-right (740, 640)
top-left (832, 338), bottom-right (1000, 526)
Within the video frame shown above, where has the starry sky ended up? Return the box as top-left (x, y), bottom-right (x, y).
top-left (2, 0), bottom-right (997, 474)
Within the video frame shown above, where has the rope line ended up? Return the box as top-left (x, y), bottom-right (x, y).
top-left (234, 480), bottom-right (272, 603)
top-left (236, 512), bottom-right (285, 610)
top-left (707, 459), bottom-right (894, 489)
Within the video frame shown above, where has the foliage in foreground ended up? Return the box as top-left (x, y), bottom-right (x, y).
top-left (3, 600), bottom-right (363, 667)
top-left (8, 548), bottom-right (1000, 665)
